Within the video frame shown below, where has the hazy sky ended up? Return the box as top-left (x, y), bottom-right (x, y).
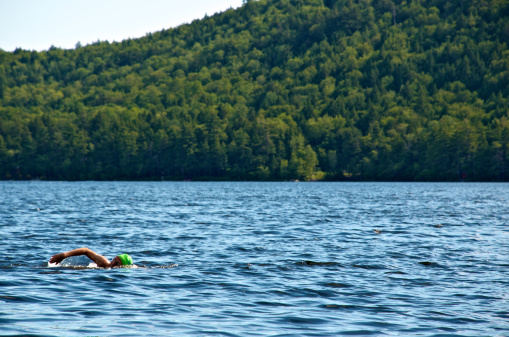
top-left (0, 0), bottom-right (244, 52)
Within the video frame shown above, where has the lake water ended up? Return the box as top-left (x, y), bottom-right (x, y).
top-left (1, 181), bottom-right (508, 336)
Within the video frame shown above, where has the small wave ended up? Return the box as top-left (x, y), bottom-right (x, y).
top-left (175, 236), bottom-right (207, 240)
top-left (0, 295), bottom-right (43, 303)
top-left (418, 261), bottom-right (442, 267)
top-left (351, 264), bottom-right (387, 270)
top-left (296, 261), bottom-right (343, 267)
top-left (155, 264), bottom-right (178, 269)
top-left (322, 304), bottom-right (358, 310)
top-left (324, 282), bottom-right (352, 288)
top-left (255, 301), bottom-right (293, 307)
top-left (384, 271), bottom-right (407, 275)
top-left (278, 316), bottom-right (328, 325)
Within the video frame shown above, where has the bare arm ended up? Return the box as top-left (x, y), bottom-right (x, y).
top-left (49, 247), bottom-right (110, 268)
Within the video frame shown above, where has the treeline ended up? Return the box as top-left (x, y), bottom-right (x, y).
top-left (1, 0), bottom-right (509, 181)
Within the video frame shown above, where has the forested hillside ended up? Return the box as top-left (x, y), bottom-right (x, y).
top-left (1, 0), bottom-right (509, 181)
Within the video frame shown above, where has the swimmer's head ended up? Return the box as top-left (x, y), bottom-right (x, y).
top-left (118, 254), bottom-right (133, 266)
top-left (111, 254), bottom-right (133, 267)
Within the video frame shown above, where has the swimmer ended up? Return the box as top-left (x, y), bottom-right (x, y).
top-left (49, 247), bottom-right (133, 268)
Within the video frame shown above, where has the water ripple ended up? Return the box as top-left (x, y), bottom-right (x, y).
top-left (1, 181), bottom-right (509, 336)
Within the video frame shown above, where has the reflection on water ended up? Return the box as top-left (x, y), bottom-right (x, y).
top-left (1, 181), bottom-right (509, 336)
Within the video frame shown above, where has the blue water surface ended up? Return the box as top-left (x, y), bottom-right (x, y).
top-left (1, 181), bottom-right (508, 336)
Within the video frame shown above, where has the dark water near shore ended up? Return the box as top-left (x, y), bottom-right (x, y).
top-left (1, 181), bottom-right (509, 336)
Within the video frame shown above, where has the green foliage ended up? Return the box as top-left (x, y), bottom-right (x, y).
top-left (1, 0), bottom-right (509, 181)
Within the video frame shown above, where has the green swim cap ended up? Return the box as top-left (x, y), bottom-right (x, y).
top-left (118, 254), bottom-right (133, 266)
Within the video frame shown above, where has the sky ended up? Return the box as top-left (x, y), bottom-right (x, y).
top-left (0, 0), bottom-right (244, 52)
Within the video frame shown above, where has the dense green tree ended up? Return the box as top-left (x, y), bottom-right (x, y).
top-left (1, 0), bottom-right (509, 181)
